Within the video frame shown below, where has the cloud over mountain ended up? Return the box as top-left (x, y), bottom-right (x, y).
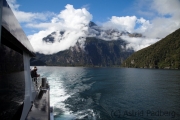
top-left (7, 0), bottom-right (180, 54)
top-left (28, 4), bottom-right (92, 54)
top-left (144, 0), bottom-right (180, 38)
top-left (103, 16), bottom-right (137, 33)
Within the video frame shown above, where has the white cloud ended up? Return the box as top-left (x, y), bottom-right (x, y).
top-left (143, 17), bottom-right (179, 38)
top-left (26, 4), bottom-right (92, 31)
top-left (6, 0), bottom-right (19, 10)
top-left (7, 0), bottom-right (55, 23)
top-left (135, 18), bottom-right (151, 33)
top-left (133, 0), bottom-right (180, 50)
top-left (7, 1), bottom-right (92, 54)
top-left (134, 0), bottom-right (180, 38)
top-left (151, 0), bottom-right (180, 16)
top-left (99, 0), bottom-right (180, 51)
top-left (102, 0), bottom-right (180, 39)
top-left (121, 36), bottom-right (160, 51)
top-left (102, 16), bottom-right (152, 36)
top-left (58, 4), bottom-right (92, 30)
top-left (143, 0), bottom-right (180, 38)
top-left (103, 16), bottom-right (137, 33)
top-left (13, 11), bottom-right (55, 23)
top-left (28, 30), bottom-right (87, 54)
top-left (28, 4), bottom-right (92, 54)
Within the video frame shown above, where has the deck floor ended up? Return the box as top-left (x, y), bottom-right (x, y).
top-left (26, 89), bottom-right (50, 120)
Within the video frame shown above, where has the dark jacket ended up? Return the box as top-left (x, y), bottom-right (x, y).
top-left (31, 69), bottom-right (38, 78)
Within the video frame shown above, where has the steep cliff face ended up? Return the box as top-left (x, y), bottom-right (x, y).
top-left (31, 37), bottom-right (134, 66)
top-left (122, 28), bottom-right (180, 69)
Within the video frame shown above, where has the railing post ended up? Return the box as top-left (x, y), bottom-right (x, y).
top-left (41, 78), bottom-right (47, 89)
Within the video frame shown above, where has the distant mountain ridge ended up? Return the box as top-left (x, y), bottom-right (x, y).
top-left (30, 21), bottom-right (147, 66)
top-left (31, 37), bottom-right (134, 66)
top-left (122, 28), bottom-right (180, 69)
top-left (42, 21), bottom-right (142, 44)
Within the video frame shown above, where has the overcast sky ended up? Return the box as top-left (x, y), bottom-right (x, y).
top-left (7, 0), bottom-right (180, 54)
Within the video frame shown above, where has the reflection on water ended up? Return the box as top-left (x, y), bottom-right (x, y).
top-left (37, 67), bottom-right (180, 120)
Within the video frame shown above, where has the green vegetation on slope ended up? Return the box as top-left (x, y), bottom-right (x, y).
top-left (122, 28), bottom-right (180, 69)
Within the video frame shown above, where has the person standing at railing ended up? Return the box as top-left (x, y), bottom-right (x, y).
top-left (31, 66), bottom-right (40, 85)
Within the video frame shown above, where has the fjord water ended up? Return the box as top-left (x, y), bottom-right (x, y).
top-left (37, 67), bottom-right (180, 120)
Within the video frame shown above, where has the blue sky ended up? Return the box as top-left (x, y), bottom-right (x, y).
top-left (8, 0), bottom-right (157, 35)
top-left (6, 0), bottom-right (180, 54)
top-left (15, 0), bottom-right (137, 22)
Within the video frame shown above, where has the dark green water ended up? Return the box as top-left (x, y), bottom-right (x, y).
top-left (37, 67), bottom-right (180, 120)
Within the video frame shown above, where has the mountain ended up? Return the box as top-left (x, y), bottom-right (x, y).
top-left (41, 21), bottom-right (143, 44)
top-left (31, 37), bottom-right (134, 67)
top-left (30, 21), bottom-right (149, 66)
top-left (30, 58), bottom-right (47, 66)
top-left (122, 28), bottom-right (180, 69)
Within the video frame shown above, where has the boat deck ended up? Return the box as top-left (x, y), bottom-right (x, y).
top-left (26, 89), bottom-right (50, 120)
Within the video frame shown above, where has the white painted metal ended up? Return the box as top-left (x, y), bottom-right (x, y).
top-left (0, 0), bottom-right (3, 45)
top-left (20, 52), bottom-right (36, 120)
